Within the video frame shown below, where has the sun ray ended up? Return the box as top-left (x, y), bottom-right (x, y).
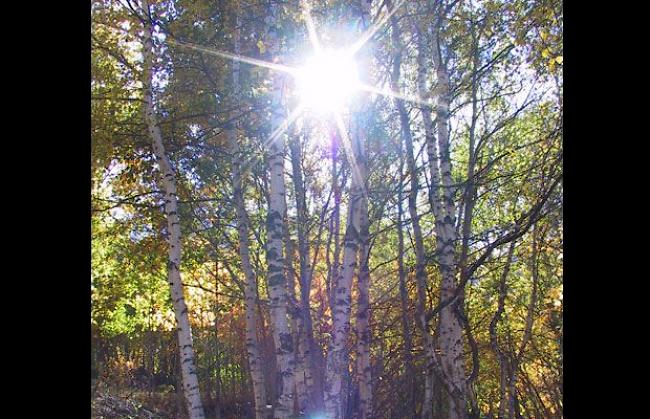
top-left (348, 0), bottom-right (407, 56)
top-left (297, 50), bottom-right (359, 112)
top-left (165, 2), bottom-right (410, 200)
top-left (237, 102), bottom-right (307, 175)
top-left (302, 1), bottom-right (322, 52)
top-left (265, 102), bottom-right (307, 150)
top-left (166, 38), bottom-right (298, 76)
top-left (356, 83), bottom-right (432, 107)
top-left (333, 112), bottom-right (366, 200)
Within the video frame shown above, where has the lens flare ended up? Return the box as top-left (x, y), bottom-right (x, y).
top-left (296, 49), bottom-right (359, 113)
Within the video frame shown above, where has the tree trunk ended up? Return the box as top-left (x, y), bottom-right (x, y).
top-left (228, 7), bottom-right (268, 416)
top-left (355, 190), bottom-right (371, 419)
top-left (458, 18), bottom-right (482, 417)
top-left (416, 1), bottom-right (467, 417)
top-left (390, 7), bottom-right (435, 417)
top-left (489, 242), bottom-right (516, 419)
top-left (324, 119), bottom-right (363, 418)
top-left (396, 145), bottom-right (415, 418)
top-left (324, 176), bottom-right (361, 418)
top-left (285, 230), bottom-right (309, 414)
top-left (508, 225), bottom-right (541, 418)
top-left (353, 2), bottom-right (373, 417)
top-left (264, 6), bottom-right (295, 417)
top-left (329, 126), bottom-right (342, 312)
top-left (289, 132), bottom-right (320, 412)
top-left (212, 261), bottom-right (222, 419)
top-left (140, 2), bottom-right (205, 418)
top-left (324, 1), bottom-right (373, 417)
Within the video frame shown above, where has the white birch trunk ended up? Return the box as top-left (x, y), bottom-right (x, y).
top-left (419, 2), bottom-right (467, 417)
top-left (433, 44), bottom-right (468, 419)
top-left (324, 2), bottom-right (372, 417)
top-left (329, 128), bottom-right (342, 307)
top-left (285, 228), bottom-right (309, 414)
top-left (140, 2), bottom-right (205, 417)
top-left (353, 2), bottom-right (373, 417)
top-left (264, 7), bottom-right (295, 418)
top-left (324, 182), bottom-right (361, 419)
top-left (391, 9), bottom-right (437, 417)
top-left (289, 133), bottom-right (319, 412)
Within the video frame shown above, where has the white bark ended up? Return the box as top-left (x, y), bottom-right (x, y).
top-left (432, 48), bottom-right (467, 419)
top-left (324, 2), bottom-right (372, 417)
top-left (415, 1), bottom-right (466, 417)
top-left (140, 2), bottom-right (205, 418)
top-left (329, 128), bottom-right (342, 307)
top-left (353, 2), bottom-right (373, 417)
top-left (324, 180), bottom-right (361, 419)
top-left (392, 9), bottom-right (437, 417)
top-left (264, 7), bottom-right (295, 418)
top-left (289, 133), bottom-right (320, 412)
top-left (284, 227), bottom-right (309, 414)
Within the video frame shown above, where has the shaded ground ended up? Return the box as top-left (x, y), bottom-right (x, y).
top-left (92, 391), bottom-right (167, 419)
top-left (91, 377), bottom-right (253, 419)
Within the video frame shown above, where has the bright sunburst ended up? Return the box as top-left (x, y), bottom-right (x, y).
top-left (296, 49), bottom-right (359, 114)
top-left (167, 0), bottom-right (414, 161)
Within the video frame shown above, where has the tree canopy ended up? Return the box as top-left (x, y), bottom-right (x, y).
top-left (91, 0), bottom-right (562, 418)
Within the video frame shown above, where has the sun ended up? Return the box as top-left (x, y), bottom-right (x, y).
top-left (295, 49), bottom-right (360, 114)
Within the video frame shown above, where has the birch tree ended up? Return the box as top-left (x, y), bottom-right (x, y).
top-left (140, 1), bottom-right (205, 417)
top-left (324, 1), bottom-right (372, 417)
top-left (389, 5), bottom-right (439, 417)
top-left (395, 147), bottom-right (415, 419)
top-left (263, 3), bottom-right (296, 417)
top-left (353, 2), bottom-right (373, 417)
top-left (288, 129), bottom-right (321, 412)
top-left (91, 1), bottom-right (563, 417)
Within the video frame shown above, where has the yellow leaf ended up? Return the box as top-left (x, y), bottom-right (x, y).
top-left (541, 49), bottom-right (550, 58)
top-left (540, 30), bottom-right (549, 41)
top-left (257, 40), bottom-right (266, 54)
top-left (555, 55), bottom-right (563, 65)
